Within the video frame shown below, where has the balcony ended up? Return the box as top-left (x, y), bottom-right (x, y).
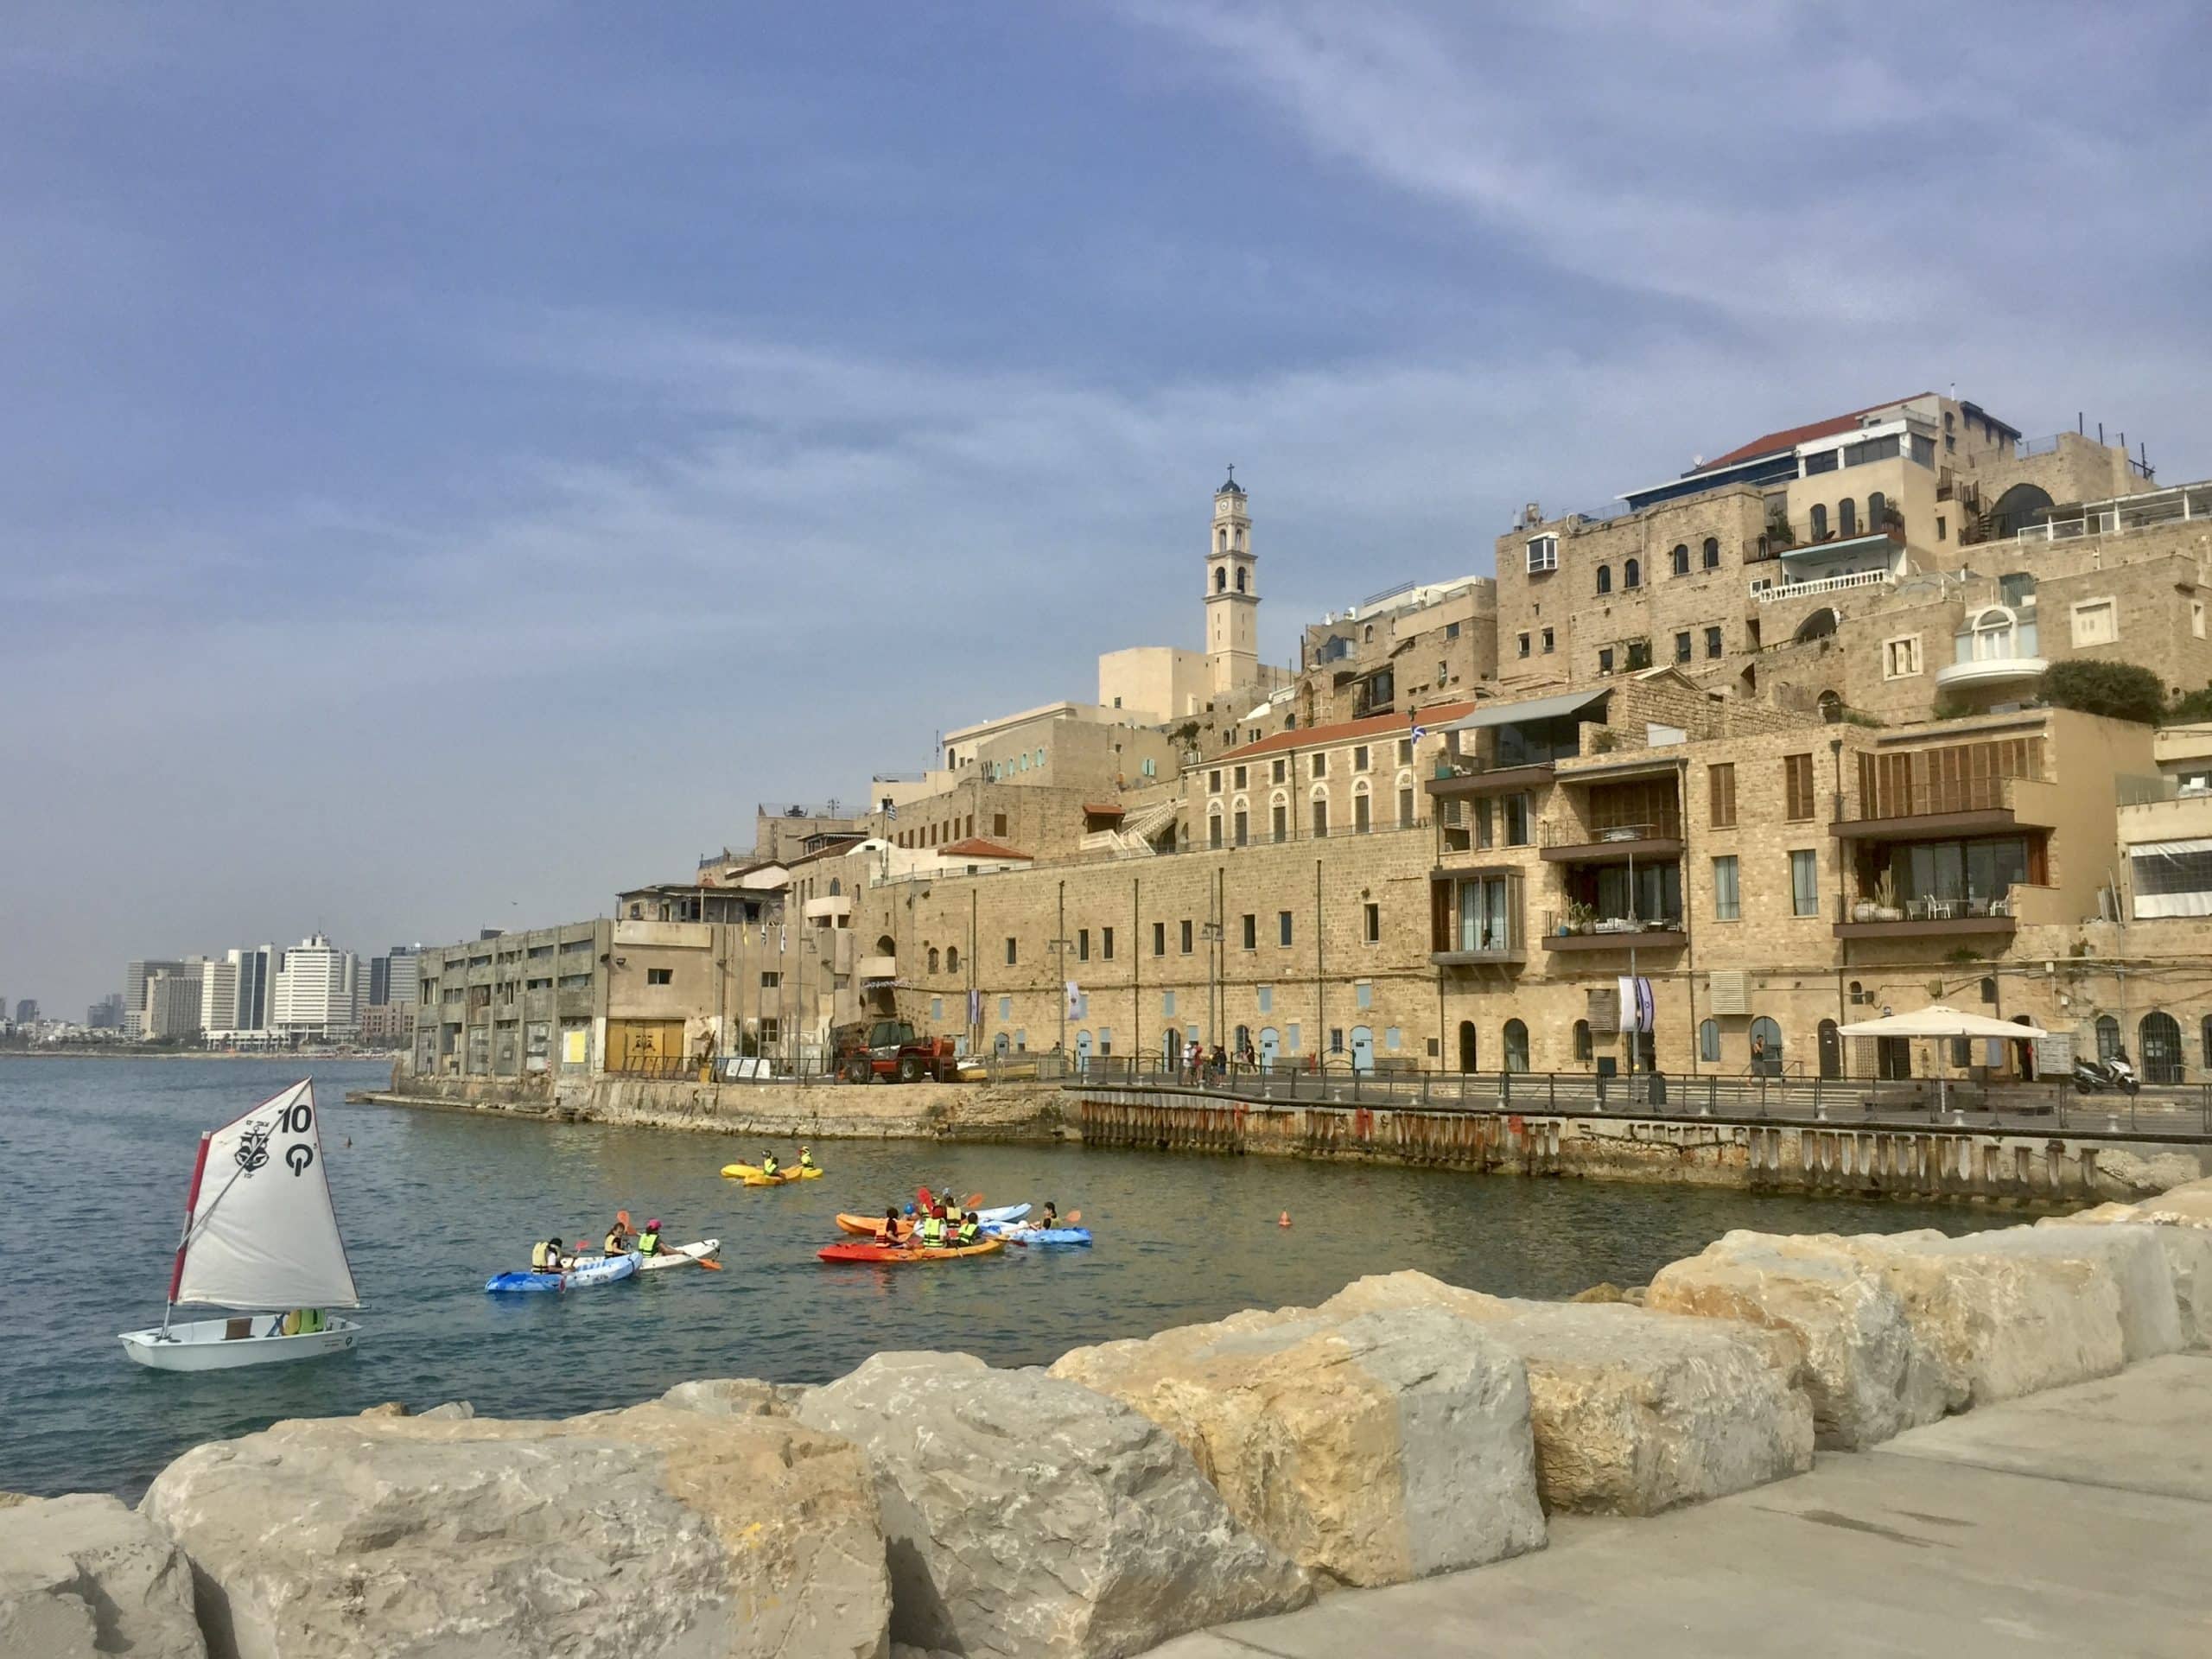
top-left (1834, 896), bottom-right (2018, 940)
top-left (1934, 653), bottom-right (2046, 690)
top-left (1751, 568), bottom-right (1897, 606)
top-left (1431, 872), bottom-right (1525, 967)
top-left (803, 893), bottom-right (853, 922)
top-left (1541, 913), bottom-right (1688, 952)
top-left (1936, 613), bottom-right (2043, 690)
top-left (856, 954), bottom-right (897, 983)
top-left (1834, 775), bottom-right (2056, 842)
top-left (1431, 939), bottom-right (1527, 967)
top-left (1539, 816), bottom-right (1683, 863)
top-left (1426, 758), bottom-right (1556, 798)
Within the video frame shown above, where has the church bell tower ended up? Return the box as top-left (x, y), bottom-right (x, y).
top-left (1205, 467), bottom-right (1258, 695)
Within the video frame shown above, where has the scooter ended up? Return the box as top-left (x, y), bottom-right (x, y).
top-left (2073, 1056), bottom-right (2140, 1096)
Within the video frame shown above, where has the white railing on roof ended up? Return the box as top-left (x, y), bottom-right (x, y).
top-left (1749, 569), bottom-right (1896, 605)
top-left (2011, 482), bottom-right (2211, 544)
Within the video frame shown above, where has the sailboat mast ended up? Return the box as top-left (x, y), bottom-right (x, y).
top-left (162, 1131), bottom-right (214, 1337)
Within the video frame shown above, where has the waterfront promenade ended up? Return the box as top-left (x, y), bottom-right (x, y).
top-left (1152, 1351), bottom-right (2212, 1659)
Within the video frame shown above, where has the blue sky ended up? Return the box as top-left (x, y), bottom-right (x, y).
top-left (4, 1), bottom-right (2209, 1014)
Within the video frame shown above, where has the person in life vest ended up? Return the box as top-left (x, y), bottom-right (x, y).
top-left (760, 1151), bottom-right (781, 1179)
top-left (531, 1228), bottom-right (568, 1273)
top-left (798, 1146), bottom-right (816, 1171)
top-left (918, 1210), bottom-right (949, 1248)
top-left (602, 1217), bottom-right (632, 1255)
top-left (944, 1196), bottom-right (964, 1227)
top-left (637, 1220), bottom-right (664, 1259)
top-left (278, 1308), bottom-right (326, 1336)
top-left (954, 1214), bottom-right (982, 1246)
top-left (874, 1206), bottom-right (903, 1244)
top-left (1039, 1201), bottom-right (1059, 1230)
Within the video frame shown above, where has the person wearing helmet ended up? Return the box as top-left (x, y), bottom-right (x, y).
top-left (798, 1146), bottom-right (816, 1171)
top-left (637, 1219), bottom-right (664, 1259)
top-left (601, 1217), bottom-right (632, 1255)
top-left (760, 1150), bottom-right (781, 1179)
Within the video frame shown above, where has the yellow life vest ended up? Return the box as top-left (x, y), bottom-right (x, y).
top-left (531, 1242), bottom-right (555, 1271)
top-left (639, 1230), bottom-right (662, 1256)
top-left (798, 1151), bottom-right (815, 1168)
top-left (761, 1157), bottom-right (779, 1176)
top-left (921, 1216), bottom-right (946, 1245)
top-left (603, 1230), bottom-right (626, 1254)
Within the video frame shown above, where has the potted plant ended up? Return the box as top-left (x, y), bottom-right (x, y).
top-left (1566, 900), bottom-right (1597, 936)
top-left (1872, 868), bottom-right (1903, 923)
top-left (1853, 888), bottom-right (1879, 924)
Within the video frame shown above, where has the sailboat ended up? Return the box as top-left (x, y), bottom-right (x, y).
top-left (118, 1078), bottom-right (364, 1371)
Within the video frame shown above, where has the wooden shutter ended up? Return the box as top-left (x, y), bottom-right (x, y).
top-left (1708, 763), bottom-right (1736, 829)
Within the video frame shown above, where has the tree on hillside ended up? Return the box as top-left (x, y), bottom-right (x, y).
top-left (2039, 659), bottom-right (2164, 724)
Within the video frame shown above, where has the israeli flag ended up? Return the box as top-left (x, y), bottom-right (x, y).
top-left (1409, 723), bottom-right (1427, 743)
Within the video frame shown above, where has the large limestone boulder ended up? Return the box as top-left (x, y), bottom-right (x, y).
top-left (141, 1401), bottom-right (890, 1659)
top-left (2040, 1208), bottom-right (2212, 1348)
top-left (1942, 1224), bottom-right (2182, 1361)
top-left (0, 1492), bottom-right (205, 1659)
top-left (1319, 1273), bottom-right (1813, 1516)
top-left (659, 1376), bottom-right (810, 1417)
top-left (2139, 1175), bottom-right (2212, 1228)
top-left (795, 1351), bottom-right (1312, 1658)
top-left (1647, 1232), bottom-right (1945, 1449)
top-left (1051, 1306), bottom-right (1545, 1587)
top-left (1758, 1231), bottom-right (2126, 1408)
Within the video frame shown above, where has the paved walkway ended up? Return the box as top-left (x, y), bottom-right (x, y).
top-left (1149, 1352), bottom-right (2212, 1658)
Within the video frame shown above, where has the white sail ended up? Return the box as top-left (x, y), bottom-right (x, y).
top-left (172, 1079), bottom-right (360, 1311)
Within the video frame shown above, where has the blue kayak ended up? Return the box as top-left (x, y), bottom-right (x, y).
top-left (990, 1226), bottom-right (1092, 1248)
top-left (486, 1252), bottom-right (640, 1294)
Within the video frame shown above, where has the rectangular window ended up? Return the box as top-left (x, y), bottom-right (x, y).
top-left (1162, 990), bottom-right (1176, 1017)
top-left (1286, 1021), bottom-right (1301, 1052)
top-left (2071, 598), bottom-right (2119, 646)
top-left (1354, 791), bottom-right (1370, 832)
top-left (1210, 769), bottom-right (1222, 791)
top-left (1279, 911), bottom-right (1294, 947)
top-left (1353, 744), bottom-right (1370, 772)
top-left (1517, 632), bottom-right (1531, 658)
top-left (1005, 937), bottom-right (1018, 965)
top-left (1396, 739), bottom-right (1412, 764)
top-left (1704, 626), bottom-right (1722, 658)
top-left (1355, 981), bottom-right (1373, 1010)
top-left (1475, 797), bottom-right (1494, 850)
top-left (1363, 901), bottom-right (1380, 943)
top-left (1077, 928), bottom-right (1090, 963)
top-left (992, 812), bottom-right (1007, 836)
top-left (645, 968), bottom-right (672, 985)
top-left (1233, 809), bottom-right (1248, 846)
top-left (1152, 921), bottom-right (1166, 956)
top-left (760, 971), bottom-right (780, 988)
top-left (1885, 635), bottom-right (1923, 679)
top-left (1674, 630), bottom-right (1692, 664)
top-left (1312, 752), bottom-right (1329, 779)
top-left (1784, 753), bottom-right (1815, 822)
top-left (1541, 627), bottom-right (1554, 654)
top-left (1526, 534), bottom-right (1557, 572)
top-left (1233, 764), bottom-right (1248, 788)
top-left (1936, 514), bottom-right (1948, 542)
top-left (1312, 798), bottom-right (1329, 837)
top-left (1272, 757), bottom-right (1287, 784)
top-left (1446, 620), bottom-right (1461, 639)
top-left (1713, 855), bottom-right (1740, 920)
top-left (1503, 792), bottom-right (1533, 847)
top-left (1398, 785), bottom-right (1414, 828)
top-left (1598, 647), bottom-right (1615, 677)
top-left (998, 995), bottom-right (1011, 1020)
top-left (1626, 639), bottom-right (1652, 671)
top-left (1209, 815), bottom-right (1223, 849)
top-left (1242, 913), bottom-right (1256, 950)
top-left (1257, 984), bottom-right (1273, 1014)
top-left (1789, 849), bottom-right (1819, 917)
top-left (1180, 918), bottom-right (1194, 954)
top-left (1272, 803), bottom-right (1287, 842)
top-left (1709, 763), bottom-right (1737, 828)
top-left (931, 996), bottom-right (944, 1021)
top-left (1102, 927), bottom-right (1115, 960)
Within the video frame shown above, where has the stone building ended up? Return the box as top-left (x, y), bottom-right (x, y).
top-left (1299, 575), bottom-right (1499, 728)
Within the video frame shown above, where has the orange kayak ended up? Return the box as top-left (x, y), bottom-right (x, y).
top-left (817, 1238), bottom-right (1005, 1264)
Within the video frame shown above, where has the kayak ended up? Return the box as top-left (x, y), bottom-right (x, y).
top-left (818, 1238), bottom-right (1005, 1264)
top-left (569, 1238), bottom-right (720, 1274)
top-left (721, 1163), bottom-right (823, 1185)
top-left (485, 1253), bottom-right (640, 1294)
top-left (834, 1203), bottom-right (1029, 1238)
top-left (992, 1226), bottom-right (1092, 1248)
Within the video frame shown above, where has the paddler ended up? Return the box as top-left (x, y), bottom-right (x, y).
top-left (954, 1213), bottom-right (982, 1246)
top-left (918, 1208), bottom-right (949, 1248)
top-left (637, 1219), bottom-right (664, 1259)
top-left (874, 1206), bottom-right (903, 1244)
top-left (944, 1195), bottom-right (965, 1227)
top-left (760, 1150), bottom-right (781, 1179)
top-left (531, 1229), bottom-right (568, 1273)
top-left (1039, 1201), bottom-right (1059, 1230)
top-left (798, 1146), bottom-right (816, 1172)
top-left (602, 1217), bottom-right (632, 1255)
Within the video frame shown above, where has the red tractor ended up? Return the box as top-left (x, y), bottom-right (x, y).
top-left (833, 1019), bottom-right (958, 1084)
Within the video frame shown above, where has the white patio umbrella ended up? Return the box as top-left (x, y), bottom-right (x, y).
top-left (1836, 1004), bottom-right (2047, 1114)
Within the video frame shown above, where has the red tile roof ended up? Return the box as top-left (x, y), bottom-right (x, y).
top-left (1217, 700), bottom-right (1478, 763)
top-left (940, 837), bottom-right (1033, 861)
top-left (1694, 392), bottom-right (1934, 474)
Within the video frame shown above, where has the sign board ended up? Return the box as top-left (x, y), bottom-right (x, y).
top-left (1708, 970), bottom-right (1750, 1017)
top-left (2033, 1031), bottom-right (2075, 1075)
top-left (562, 1029), bottom-right (588, 1065)
top-left (1586, 987), bottom-right (1619, 1035)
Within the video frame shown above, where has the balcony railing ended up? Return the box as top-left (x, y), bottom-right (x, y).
top-left (1541, 911), bottom-right (1686, 938)
top-left (1539, 814), bottom-right (1682, 848)
top-left (1751, 569), bottom-right (1897, 605)
top-left (2010, 482), bottom-right (2209, 543)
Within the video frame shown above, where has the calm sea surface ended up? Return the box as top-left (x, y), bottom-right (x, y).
top-left (0, 1056), bottom-right (2025, 1499)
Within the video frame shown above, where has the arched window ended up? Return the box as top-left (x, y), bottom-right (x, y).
top-left (1573, 1019), bottom-right (1592, 1063)
top-left (1503, 1019), bottom-right (1529, 1073)
top-left (1838, 498), bottom-right (1857, 537)
top-left (926, 946), bottom-right (940, 974)
top-left (1818, 690), bottom-right (1842, 722)
top-left (829, 878), bottom-right (841, 896)
top-left (1699, 1018), bottom-right (1720, 1063)
top-left (1217, 527), bottom-right (1228, 550)
top-left (2095, 1014), bottom-right (2120, 1061)
top-left (1596, 564), bottom-right (1613, 595)
top-left (1809, 503), bottom-right (1828, 540)
top-left (2140, 1012), bottom-right (2183, 1082)
top-left (1236, 567), bottom-right (1247, 593)
top-left (1207, 810), bottom-right (1224, 849)
top-left (1979, 976), bottom-right (1998, 1005)
top-left (1671, 543), bottom-right (1689, 575)
top-left (1817, 1019), bottom-right (1841, 1079)
top-left (1215, 568), bottom-right (1227, 593)
top-left (1624, 557), bottom-right (1641, 589)
top-left (1750, 1015), bottom-right (1783, 1077)
top-left (945, 944), bottom-right (959, 973)
top-left (1702, 536), bottom-right (1719, 569)
top-left (1794, 607), bottom-right (1840, 645)
top-left (1867, 491), bottom-right (1887, 531)
top-left (1363, 625), bottom-right (1375, 643)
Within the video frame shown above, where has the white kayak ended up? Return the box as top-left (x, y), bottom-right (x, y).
top-left (570, 1238), bottom-right (720, 1274)
top-left (120, 1313), bottom-right (362, 1371)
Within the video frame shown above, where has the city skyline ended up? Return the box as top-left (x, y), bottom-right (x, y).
top-left (7, 3), bottom-right (2212, 1013)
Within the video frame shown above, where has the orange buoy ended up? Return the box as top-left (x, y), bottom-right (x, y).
top-left (1278, 1211), bottom-right (1292, 1228)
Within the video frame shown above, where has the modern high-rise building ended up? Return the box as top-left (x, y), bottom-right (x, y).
top-left (13, 999), bottom-right (38, 1025)
top-left (223, 944), bottom-right (278, 1033)
top-left (367, 946), bottom-right (420, 1010)
top-left (124, 959), bottom-right (188, 1039)
top-left (197, 958), bottom-right (241, 1033)
top-left (270, 934), bottom-right (359, 1039)
top-left (87, 993), bottom-right (125, 1029)
top-left (143, 970), bottom-right (203, 1041)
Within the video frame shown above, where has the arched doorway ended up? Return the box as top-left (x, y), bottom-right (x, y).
top-left (993, 1032), bottom-right (1009, 1058)
top-left (1877, 1036), bottom-right (1911, 1080)
top-left (1749, 1015), bottom-right (1783, 1077)
top-left (1075, 1030), bottom-right (1092, 1073)
top-left (1163, 1028), bottom-right (1182, 1071)
top-left (1817, 1019), bottom-right (1841, 1079)
top-left (1350, 1027), bottom-right (1375, 1072)
top-left (1573, 1020), bottom-right (1592, 1064)
top-left (1457, 1020), bottom-right (1478, 1072)
top-left (2140, 1012), bottom-right (2183, 1083)
top-left (1233, 1023), bottom-right (1251, 1064)
top-left (2012, 1013), bottom-right (2037, 1081)
top-left (1988, 482), bottom-right (2054, 539)
top-left (1259, 1027), bottom-right (1280, 1069)
top-left (1817, 690), bottom-right (1842, 723)
top-left (1503, 1019), bottom-right (1529, 1073)
top-left (1794, 608), bottom-right (1840, 645)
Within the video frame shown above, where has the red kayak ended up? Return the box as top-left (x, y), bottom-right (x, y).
top-left (817, 1238), bottom-right (1005, 1264)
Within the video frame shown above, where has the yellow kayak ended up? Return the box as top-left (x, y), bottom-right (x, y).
top-left (721, 1163), bottom-right (823, 1185)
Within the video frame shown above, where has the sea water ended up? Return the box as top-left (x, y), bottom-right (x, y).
top-left (0, 1056), bottom-right (2018, 1498)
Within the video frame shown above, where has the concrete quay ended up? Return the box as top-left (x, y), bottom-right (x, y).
top-left (1148, 1351), bottom-right (2212, 1659)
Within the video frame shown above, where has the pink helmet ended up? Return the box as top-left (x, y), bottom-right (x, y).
top-left (646, 1219), bottom-right (662, 1230)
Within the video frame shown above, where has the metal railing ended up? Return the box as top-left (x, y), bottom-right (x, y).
top-left (1541, 910), bottom-right (1684, 938)
top-left (1539, 814), bottom-right (1681, 847)
top-left (1751, 569), bottom-right (1897, 605)
top-left (1061, 1065), bottom-right (2212, 1140)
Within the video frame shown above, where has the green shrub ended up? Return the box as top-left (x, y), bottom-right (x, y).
top-left (2040, 659), bottom-right (2164, 724)
top-left (2164, 683), bottom-right (2212, 725)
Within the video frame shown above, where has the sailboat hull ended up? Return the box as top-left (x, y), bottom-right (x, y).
top-left (119, 1315), bottom-right (361, 1372)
